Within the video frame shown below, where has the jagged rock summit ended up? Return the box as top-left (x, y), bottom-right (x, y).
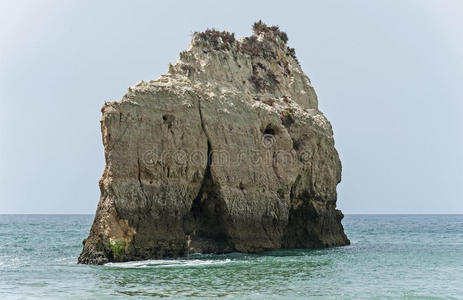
top-left (79, 21), bottom-right (349, 265)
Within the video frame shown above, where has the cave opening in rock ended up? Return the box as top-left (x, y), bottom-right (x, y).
top-left (263, 124), bottom-right (276, 135)
top-left (186, 140), bottom-right (232, 253)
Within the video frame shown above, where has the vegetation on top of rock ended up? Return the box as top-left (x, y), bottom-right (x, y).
top-left (180, 64), bottom-right (197, 76)
top-left (195, 29), bottom-right (236, 50)
top-left (252, 20), bottom-right (289, 44)
top-left (239, 21), bottom-right (300, 67)
top-left (239, 35), bottom-right (281, 61)
top-left (193, 21), bottom-right (299, 67)
top-left (239, 36), bottom-right (261, 56)
top-left (286, 46), bottom-right (300, 66)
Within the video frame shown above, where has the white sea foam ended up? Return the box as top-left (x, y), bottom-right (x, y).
top-left (105, 258), bottom-right (231, 268)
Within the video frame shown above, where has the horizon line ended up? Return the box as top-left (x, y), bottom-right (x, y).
top-left (1, 213), bottom-right (463, 216)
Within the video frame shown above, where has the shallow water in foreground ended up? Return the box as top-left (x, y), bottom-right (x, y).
top-left (0, 215), bottom-right (462, 299)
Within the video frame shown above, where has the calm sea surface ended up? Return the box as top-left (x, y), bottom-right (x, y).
top-left (0, 214), bottom-right (462, 299)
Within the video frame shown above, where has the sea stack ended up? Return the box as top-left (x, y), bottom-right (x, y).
top-left (78, 21), bottom-right (349, 265)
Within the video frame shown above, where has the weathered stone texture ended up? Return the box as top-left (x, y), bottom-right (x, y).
top-left (79, 22), bottom-right (349, 265)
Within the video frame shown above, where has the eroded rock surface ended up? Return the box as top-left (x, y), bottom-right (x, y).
top-left (78, 22), bottom-right (349, 265)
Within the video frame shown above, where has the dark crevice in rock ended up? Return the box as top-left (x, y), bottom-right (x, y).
top-left (136, 156), bottom-right (153, 227)
top-left (136, 157), bottom-right (148, 202)
top-left (188, 141), bottom-right (231, 253)
top-left (183, 96), bottom-right (232, 253)
top-left (162, 114), bottom-right (175, 129)
top-left (263, 124), bottom-right (276, 135)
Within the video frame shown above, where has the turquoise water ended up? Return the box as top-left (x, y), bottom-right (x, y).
top-left (0, 215), bottom-right (462, 299)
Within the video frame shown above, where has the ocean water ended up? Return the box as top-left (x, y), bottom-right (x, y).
top-left (0, 215), bottom-right (462, 299)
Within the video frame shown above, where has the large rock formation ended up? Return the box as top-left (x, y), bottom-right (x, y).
top-left (78, 22), bottom-right (349, 265)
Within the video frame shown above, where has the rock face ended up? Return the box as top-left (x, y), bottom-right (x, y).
top-left (78, 22), bottom-right (349, 265)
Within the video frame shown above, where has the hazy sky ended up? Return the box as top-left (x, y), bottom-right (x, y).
top-left (1, 0), bottom-right (462, 214)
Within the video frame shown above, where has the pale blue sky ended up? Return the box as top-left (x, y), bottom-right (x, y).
top-left (1, 0), bottom-right (462, 214)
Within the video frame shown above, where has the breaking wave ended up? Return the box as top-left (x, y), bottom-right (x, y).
top-left (104, 258), bottom-right (232, 268)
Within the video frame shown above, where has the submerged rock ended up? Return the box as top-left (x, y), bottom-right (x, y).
top-left (78, 21), bottom-right (349, 265)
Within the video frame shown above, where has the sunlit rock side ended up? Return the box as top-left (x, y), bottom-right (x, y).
top-left (78, 21), bottom-right (349, 265)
